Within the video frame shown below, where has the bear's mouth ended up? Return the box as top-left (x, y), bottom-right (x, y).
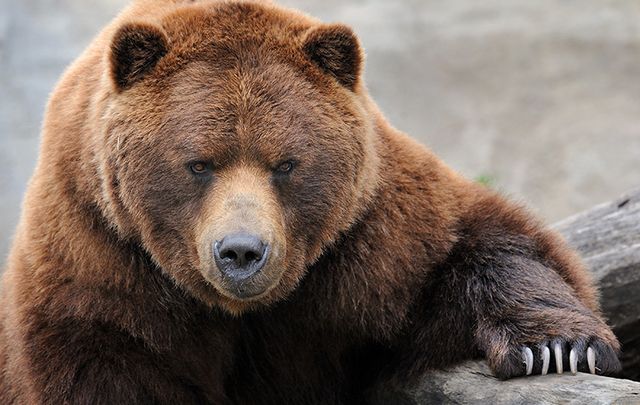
top-left (205, 265), bottom-right (286, 303)
top-left (218, 257), bottom-right (279, 300)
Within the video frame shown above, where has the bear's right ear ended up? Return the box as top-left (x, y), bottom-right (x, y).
top-left (110, 23), bottom-right (169, 90)
top-left (302, 24), bottom-right (363, 91)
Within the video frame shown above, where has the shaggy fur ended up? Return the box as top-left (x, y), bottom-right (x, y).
top-left (0, 0), bottom-right (620, 404)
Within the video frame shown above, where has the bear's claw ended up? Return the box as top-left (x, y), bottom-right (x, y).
top-left (541, 345), bottom-right (550, 375)
top-left (587, 346), bottom-right (596, 375)
top-left (553, 342), bottom-right (563, 374)
top-left (521, 342), bottom-right (601, 376)
top-left (522, 347), bottom-right (534, 375)
top-left (569, 347), bottom-right (577, 374)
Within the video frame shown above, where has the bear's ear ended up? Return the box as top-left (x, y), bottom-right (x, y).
top-left (110, 23), bottom-right (169, 90)
top-left (302, 24), bottom-right (363, 90)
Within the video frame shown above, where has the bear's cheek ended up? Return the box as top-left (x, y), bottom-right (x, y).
top-left (277, 153), bottom-right (365, 263)
top-left (109, 154), bottom-right (203, 266)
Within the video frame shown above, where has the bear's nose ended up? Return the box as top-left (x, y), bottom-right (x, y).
top-left (213, 234), bottom-right (269, 280)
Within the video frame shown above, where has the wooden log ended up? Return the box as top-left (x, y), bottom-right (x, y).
top-left (554, 188), bottom-right (640, 380)
top-left (373, 361), bottom-right (640, 405)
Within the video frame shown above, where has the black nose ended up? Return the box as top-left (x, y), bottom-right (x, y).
top-left (213, 234), bottom-right (269, 280)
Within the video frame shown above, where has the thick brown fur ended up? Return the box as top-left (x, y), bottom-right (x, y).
top-left (0, 0), bottom-right (620, 404)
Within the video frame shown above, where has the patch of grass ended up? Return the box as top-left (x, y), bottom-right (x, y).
top-left (475, 174), bottom-right (496, 188)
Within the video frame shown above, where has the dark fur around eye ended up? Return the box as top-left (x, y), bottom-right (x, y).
top-left (188, 161), bottom-right (212, 177)
top-left (274, 160), bottom-right (296, 175)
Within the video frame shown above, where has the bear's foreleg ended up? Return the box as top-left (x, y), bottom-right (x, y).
top-left (464, 254), bottom-right (620, 379)
top-left (425, 226), bottom-right (623, 380)
top-left (385, 230), bottom-right (621, 383)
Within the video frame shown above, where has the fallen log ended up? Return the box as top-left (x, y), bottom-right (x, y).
top-left (555, 188), bottom-right (640, 380)
top-left (377, 188), bottom-right (640, 404)
top-left (374, 360), bottom-right (640, 405)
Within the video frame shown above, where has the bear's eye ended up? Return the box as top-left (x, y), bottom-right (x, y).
top-left (189, 161), bottom-right (210, 176)
top-left (274, 160), bottom-right (295, 175)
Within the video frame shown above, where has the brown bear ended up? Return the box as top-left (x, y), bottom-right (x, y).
top-left (0, 0), bottom-right (621, 404)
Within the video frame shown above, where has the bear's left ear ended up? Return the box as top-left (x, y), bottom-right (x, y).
top-left (110, 22), bottom-right (169, 91)
top-left (302, 24), bottom-right (363, 91)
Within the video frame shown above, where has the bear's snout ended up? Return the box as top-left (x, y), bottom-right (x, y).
top-left (213, 234), bottom-right (269, 296)
top-left (195, 165), bottom-right (291, 305)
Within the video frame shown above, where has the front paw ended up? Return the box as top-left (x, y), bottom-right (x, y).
top-left (492, 336), bottom-right (621, 380)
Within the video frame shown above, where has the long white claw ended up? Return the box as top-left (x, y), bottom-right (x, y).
top-left (569, 348), bottom-right (578, 375)
top-left (541, 346), bottom-right (550, 375)
top-left (554, 342), bottom-right (563, 374)
top-left (587, 347), bottom-right (596, 374)
top-left (523, 347), bottom-right (534, 375)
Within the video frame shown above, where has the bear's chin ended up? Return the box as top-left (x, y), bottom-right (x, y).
top-left (200, 274), bottom-right (292, 316)
top-left (213, 289), bottom-right (280, 316)
top-left (216, 297), bottom-right (261, 316)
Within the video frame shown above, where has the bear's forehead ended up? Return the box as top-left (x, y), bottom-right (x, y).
top-left (136, 1), bottom-right (323, 94)
top-left (159, 1), bottom-right (315, 58)
top-left (155, 60), bottom-right (329, 160)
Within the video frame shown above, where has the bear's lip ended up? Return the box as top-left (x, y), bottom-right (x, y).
top-left (209, 269), bottom-right (285, 302)
top-left (227, 280), bottom-right (275, 300)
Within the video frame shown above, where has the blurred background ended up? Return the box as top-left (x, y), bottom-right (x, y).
top-left (1, 0), bottom-right (639, 266)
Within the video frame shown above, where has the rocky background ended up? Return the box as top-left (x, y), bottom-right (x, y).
top-left (1, 0), bottom-right (639, 265)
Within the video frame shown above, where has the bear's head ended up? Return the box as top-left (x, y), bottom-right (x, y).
top-left (98, 1), bottom-right (379, 314)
